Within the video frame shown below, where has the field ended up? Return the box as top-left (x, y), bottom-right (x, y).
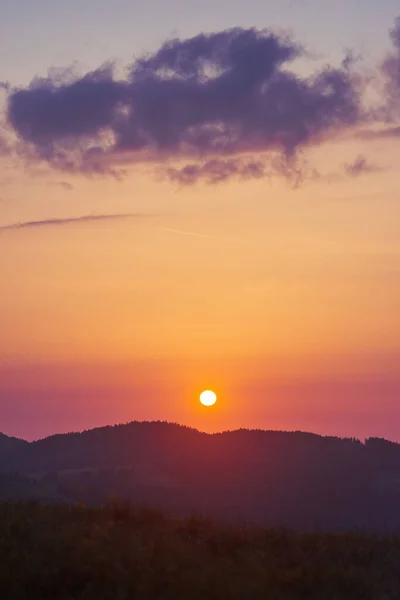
top-left (1, 502), bottom-right (400, 599)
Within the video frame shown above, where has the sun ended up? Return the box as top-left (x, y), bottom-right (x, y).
top-left (200, 390), bottom-right (217, 407)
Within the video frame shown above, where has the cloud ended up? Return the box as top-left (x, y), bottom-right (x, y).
top-left (5, 27), bottom-right (362, 180)
top-left (390, 17), bottom-right (400, 51)
top-left (0, 213), bottom-right (143, 231)
top-left (357, 125), bottom-right (400, 140)
top-left (343, 155), bottom-right (382, 177)
top-left (165, 157), bottom-right (267, 185)
top-left (164, 154), bottom-right (309, 185)
top-left (382, 17), bottom-right (400, 116)
top-left (0, 135), bottom-right (9, 156)
top-left (387, 17), bottom-right (400, 83)
top-left (55, 181), bottom-right (74, 191)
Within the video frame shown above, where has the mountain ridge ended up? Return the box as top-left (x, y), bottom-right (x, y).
top-left (1, 421), bottom-right (400, 531)
top-left (3, 419), bottom-right (397, 445)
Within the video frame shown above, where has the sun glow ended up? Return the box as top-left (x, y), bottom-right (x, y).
top-left (200, 390), bottom-right (217, 407)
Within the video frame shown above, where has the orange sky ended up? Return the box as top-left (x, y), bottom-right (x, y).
top-left (1, 133), bottom-right (400, 441)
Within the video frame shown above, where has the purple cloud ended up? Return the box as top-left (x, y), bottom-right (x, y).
top-left (5, 27), bottom-right (361, 180)
top-left (382, 17), bottom-right (400, 116)
top-left (390, 16), bottom-right (400, 52)
top-left (355, 18), bottom-right (400, 142)
top-left (164, 154), bottom-right (308, 185)
top-left (165, 157), bottom-right (267, 185)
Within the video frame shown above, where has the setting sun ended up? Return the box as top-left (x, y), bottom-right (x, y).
top-left (200, 390), bottom-right (217, 407)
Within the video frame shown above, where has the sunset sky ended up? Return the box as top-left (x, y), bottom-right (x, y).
top-left (1, 0), bottom-right (400, 441)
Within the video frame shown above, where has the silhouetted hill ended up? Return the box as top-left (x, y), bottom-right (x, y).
top-left (0, 432), bottom-right (28, 465)
top-left (0, 431), bottom-right (27, 450)
top-left (2, 422), bottom-right (400, 531)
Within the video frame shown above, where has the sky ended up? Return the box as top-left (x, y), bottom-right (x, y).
top-left (1, 0), bottom-right (400, 441)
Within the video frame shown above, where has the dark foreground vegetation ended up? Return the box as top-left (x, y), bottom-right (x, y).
top-left (1, 502), bottom-right (400, 600)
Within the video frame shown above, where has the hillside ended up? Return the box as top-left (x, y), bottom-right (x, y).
top-left (0, 432), bottom-right (28, 457)
top-left (1, 422), bottom-right (400, 531)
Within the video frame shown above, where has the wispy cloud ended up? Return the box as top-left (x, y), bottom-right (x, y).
top-left (343, 155), bottom-right (382, 177)
top-left (55, 181), bottom-right (74, 191)
top-left (357, 126), bottom-right (400, 140)
top-left (0, 213), bottom-right (144, 231)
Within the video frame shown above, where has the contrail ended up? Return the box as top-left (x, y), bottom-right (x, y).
top-left (159, 227), bottom-right (220, 240)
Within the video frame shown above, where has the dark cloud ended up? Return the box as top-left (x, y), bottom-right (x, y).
top-left (0, 213), bottom-right (143, 231)
top-left (343, 155), bottom-right (381, 177)
top-left (5, 27), bottom-right (362, 180)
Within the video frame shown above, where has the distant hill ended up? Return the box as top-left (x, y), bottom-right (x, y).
top-left (0, 431), bottom-right (27, 451)
top-left (2, 422), bottom-right (400, 531)
top-left (0, 433), bottom-right (62, 501)
top-left (0, 432), bottom-right (28, 465)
